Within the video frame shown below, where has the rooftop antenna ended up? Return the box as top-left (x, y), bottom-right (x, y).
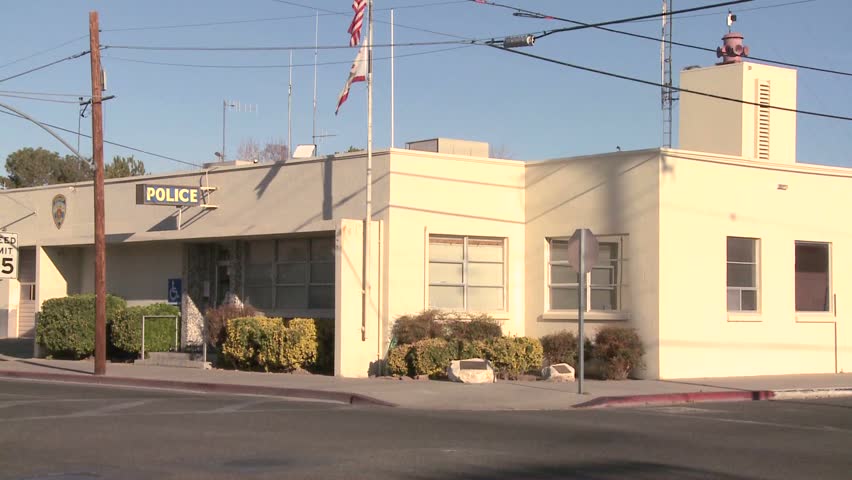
top-left (661, 0), bottom-right (677, 149)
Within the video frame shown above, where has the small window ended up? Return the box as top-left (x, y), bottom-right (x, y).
top-left (548, 235), bottom-right (627, 312)
top-left (795, 242), bottom-right (830, 312)
top-left (245, 237), bottom-right (335, 311)
top-left (428, 235), bottom-right (505, 311)
top-left (727, 237), bottom-right (759, 312)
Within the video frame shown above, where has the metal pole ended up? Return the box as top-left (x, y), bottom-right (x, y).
top-left (141, 316), bottom-right (145, 360)
top-left (312, 11), bottom-right (318, 151)
top-left (89, 11), bottom-right (107, 376)
top-left (362, 0), bottom-right (374, 344)
top-left (222, 100), bottom-right (226, 162)
top-left (390, 8), bottom-right (395, 149)
top-left (288, 50), bottom-right (293, 161)
top-left (578, 229), bottom-right (585, 394)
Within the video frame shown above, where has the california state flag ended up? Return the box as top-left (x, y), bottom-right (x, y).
top-left (335, 44), bottom-right (368, 115)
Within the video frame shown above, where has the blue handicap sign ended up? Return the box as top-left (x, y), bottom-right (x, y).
top-left (167, 278), bottom-right (182, 305)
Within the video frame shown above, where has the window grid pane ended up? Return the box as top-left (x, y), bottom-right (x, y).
top-left (428, 235), bottom-right (505, 311)
top-left (548, 237), bottom-right (625, 311)
top-left (246, 237), bottom-right (335, 311)
top-left (726, 237), bottom-right (759, 312)
top-left (795, 242), bottom-right (830, 312)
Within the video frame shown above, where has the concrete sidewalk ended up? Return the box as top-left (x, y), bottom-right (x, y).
top-left (1, 355), bottom-right (849, 410)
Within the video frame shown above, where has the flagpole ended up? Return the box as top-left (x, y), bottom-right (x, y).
top-left (362, 0), bottom-right (374, 345)
top-left (312, 11), bottom-right (319, 154)
top-left (390, 8), bottom-right (395, 149)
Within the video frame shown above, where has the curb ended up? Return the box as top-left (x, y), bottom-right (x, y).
top-left (0, 370), bottom-right (396, 408)
top-left (573, 390), bottom-right (776, 409)
top-left (772, 387), bottom-right (852, 400)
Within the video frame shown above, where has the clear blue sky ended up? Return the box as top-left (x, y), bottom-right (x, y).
top-left (0, 0), bottom-right (849, 173)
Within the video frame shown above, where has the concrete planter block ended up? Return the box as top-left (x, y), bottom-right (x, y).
top-left (541, 363), bottom-right (575, 382)
top-left (448, 358), bottom-right (495, 384)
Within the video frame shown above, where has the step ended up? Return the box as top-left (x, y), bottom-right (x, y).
top-left (135, 351), bottom-right (210, 369)
top-left (146, 352), bottom-right (205, 361)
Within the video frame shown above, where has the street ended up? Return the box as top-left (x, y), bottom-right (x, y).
top-left (0, 379), bottom-right (850, 480)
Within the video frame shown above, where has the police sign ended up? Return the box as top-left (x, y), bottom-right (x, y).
top-left (135, 184), bottom-right (201, 207)
top-left (0, 232), bottom-right (19, 280)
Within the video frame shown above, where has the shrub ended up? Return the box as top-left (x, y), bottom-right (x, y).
top-left (204, 303), bottom-right (259, 348)
top-left (391, 310), bottom-right (444, 344)
top-left (409, 338), bottom-right (458, 378)
top-left (457, 339), bottom-right (487, 361)
top-left (387, 344), bottom-right (412, 377)
top-left (592, 326), bottom-right (645, 380)
top-left (220, 316), bottom-right (319, 372)
top-left (444, 315), bottom-right (502, 343)
top-left (311, 318), bottom-right (334, 375)
top-left (220, 317), bottom-right (287, 371)
top-left (482, 337), bottom-right (544, 380)
top-left (284, 318), bottom-right (318, 369)
top-left (36, 294), bottom-right (126, 359)
top-left (540, 330), bottom-right (579, 367)
top-left (111, 303), bottom-right (180, 354)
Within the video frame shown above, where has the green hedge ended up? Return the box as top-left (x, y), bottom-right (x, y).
top-left (36, 294), bottom-right (127, 359)
top-left (391, 310), bottom-right (502, 345)
top-left (111, 303), bottom-right (180, 354)
top-left (220, 316), bottom-right (318, 372)
top-left (592, 326), bottom-right (645, 380)
top-left (389, 336), bottom-right (543, 380)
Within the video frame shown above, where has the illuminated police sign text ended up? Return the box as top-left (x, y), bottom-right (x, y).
top-left (135, 184), bottom-right (202, 206)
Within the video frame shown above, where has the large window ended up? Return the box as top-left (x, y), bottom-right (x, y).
top-left (549, 236), bottom-right (626, 312)
top-left (428, 235), bottom-right (505, 311)
top-left (727, 237), bottom-right (759, 312)
top-left (795, 242), bottom-right (830, 312)
top-left (245, 237), bottom-right (334, 311)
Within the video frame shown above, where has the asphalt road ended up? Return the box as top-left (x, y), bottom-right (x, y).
top-left (0, 379), bottom-right (850, 480)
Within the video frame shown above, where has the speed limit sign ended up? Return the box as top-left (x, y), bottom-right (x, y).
top-left (0, 232), bottom-right (18, 280)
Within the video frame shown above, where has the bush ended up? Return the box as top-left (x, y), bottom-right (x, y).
top-left (36, 294), bottom-right (126, 359)
top-left (111, 303), bottom-right (180, 354)
top-left (204, 303), bottom-right (259, 348)
top-left (444, 314), bottom-right (502, 343)
top-left (387, 344), bottom-right (412, 377)
top-left (540, 330), bottom-right (579, 367)
top-left (220, 316), bottom-right (319, 372)
top-left (592, 326), bottom-right (645, 380)
top-left (284, 318), bottom-right (318, 369)
top-left (409, 338), bottom-right (458, 378)
top-left (390, 310), bottom-right (444, 344)
top-left (311, 318), bottom-right (334, 375)
top-left (482, 337), bottom-right (544, 380)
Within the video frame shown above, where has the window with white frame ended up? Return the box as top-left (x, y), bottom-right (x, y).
top-left (727, 237), bottom-right (759, 312)
top-left (244, 237), bottom-right (335, 311)
top-left (548, 235), bottom-right (626, 312)
top-left (428, 235), bottom-right (505, 311)
top-left (795, 241), bottom-right (831, 312)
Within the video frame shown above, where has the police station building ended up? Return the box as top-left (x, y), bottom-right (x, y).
top-left (2, 60), bottom-right (852, 379)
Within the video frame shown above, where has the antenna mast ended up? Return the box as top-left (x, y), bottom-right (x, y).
top-left (661, 0), bottom-right (676, 148)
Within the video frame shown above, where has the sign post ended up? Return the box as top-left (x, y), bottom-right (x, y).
top-left (565, 228), bottom-right (599, 394)
top-left (0, 233), bottom-right (19, 280)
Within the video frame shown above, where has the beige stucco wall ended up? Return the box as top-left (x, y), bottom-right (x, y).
top-left (384, 150), bottom-right (526, 346)
top-left (679, 62), bottom-right (797, 164)
top-left (524, 150), bottom-right (662, 377)
top-left (659, 149), bottom-right (850, 378)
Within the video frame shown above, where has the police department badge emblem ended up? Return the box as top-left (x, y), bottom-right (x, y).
top-left (52, 194), bottom-right (66, 229)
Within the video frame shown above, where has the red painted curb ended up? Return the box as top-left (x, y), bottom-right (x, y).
top-left (573, 390), bottom-right (776, 409)
top-left (0, 370), bottom-right (396, 408)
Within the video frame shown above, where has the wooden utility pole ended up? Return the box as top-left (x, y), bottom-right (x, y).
top-left (89, 11), bottom-right (107, 376)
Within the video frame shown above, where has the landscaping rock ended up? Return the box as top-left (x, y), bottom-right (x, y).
top-left (447, 358), bottom-right (495, 384)
top-left (541, 363), bottom-right (575, 382)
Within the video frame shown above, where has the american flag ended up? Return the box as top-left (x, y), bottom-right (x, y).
top-left (348, 0), bottom-right (367, 47)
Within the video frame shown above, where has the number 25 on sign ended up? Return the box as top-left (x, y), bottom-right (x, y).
top-left (0, 233), bottom-right (18, 279)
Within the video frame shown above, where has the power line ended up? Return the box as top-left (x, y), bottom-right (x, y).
top-left (0, 34), bottom-right (88, 70)
top-left (102, 39), bottom-right (477, 52)
top-left (0, 93), bottom-right (81, 104)
top-left (0, 90), bottom-right (92, 98)
top-left (0, 50), bottom-right (90, 84)
top-left (101, 45), bottom-right (471, 69)
top-left (475, 0), bottom-right (850, 77)
top-left (488, 44), bottom-right (852, 122)
top-left (627, 0), bottom-right (817, 24)
top-left (0, 109), bottom-right (201, 168)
